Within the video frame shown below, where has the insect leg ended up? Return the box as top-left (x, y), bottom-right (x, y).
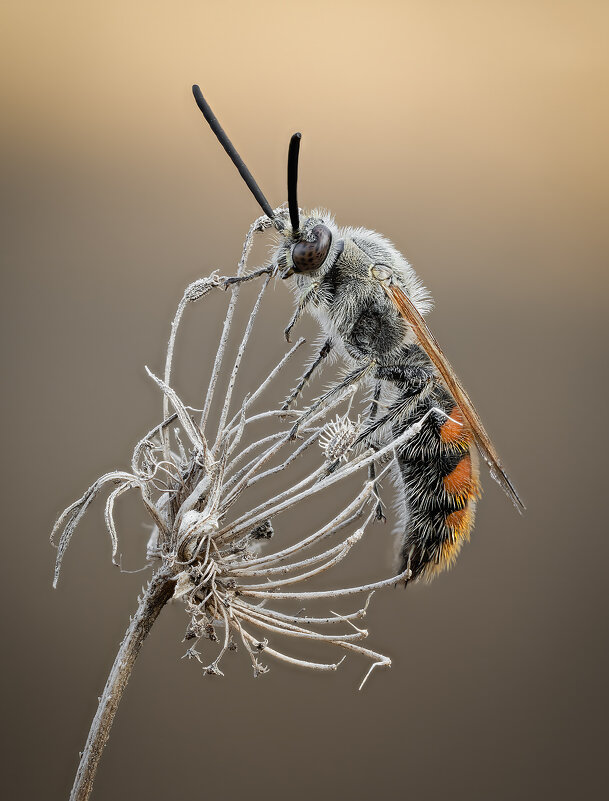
top-left (374, 363), bottom-right (434, 388)
top-left (281, 338), bottom-right (333, 411)
top-left (367, 382), bottom-right (387, 522)
top-left (222, 265), bottom-right (275, 287)
top-left (289, 362), bottom-right (374, 441)
top-left (352, 363), bottom-right (434, 448)
top-left (284, 282), bottom-right (319, 342)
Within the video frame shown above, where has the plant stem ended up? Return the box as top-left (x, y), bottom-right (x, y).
top-left (69, 568), bottom-right (176, 801)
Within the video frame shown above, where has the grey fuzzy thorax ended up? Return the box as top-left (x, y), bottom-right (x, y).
top-left (286, 224), bottom-right (433, 368)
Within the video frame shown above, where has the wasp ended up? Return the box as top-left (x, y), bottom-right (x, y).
top-left (192, 85), bottom-right (524, 584)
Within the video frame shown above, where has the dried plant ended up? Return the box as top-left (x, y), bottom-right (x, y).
top-left (51, 215), bottom-right (440, 801)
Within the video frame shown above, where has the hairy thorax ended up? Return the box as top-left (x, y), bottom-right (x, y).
top-left (292, 227), bottom-right (431, 368)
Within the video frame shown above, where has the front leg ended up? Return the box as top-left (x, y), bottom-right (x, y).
top-left (222, 265), bottom-right (275, 288)
top-left (284, 281), bottom-right (320, 342)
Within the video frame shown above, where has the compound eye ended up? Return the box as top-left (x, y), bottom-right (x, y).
top-left (292, 224), bottom-right (332, 273)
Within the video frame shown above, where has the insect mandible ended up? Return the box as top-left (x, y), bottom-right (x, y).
top-left (192, 85), bottom-right (524, 584)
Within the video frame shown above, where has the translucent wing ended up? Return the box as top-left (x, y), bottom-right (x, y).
top-left (384, 283), bottom-right (525, 511)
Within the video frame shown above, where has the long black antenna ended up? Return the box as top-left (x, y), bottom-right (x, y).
top-left (192, 85), bottom-right (275, 220)
top-left (287, 132), bottom-right (301, 234)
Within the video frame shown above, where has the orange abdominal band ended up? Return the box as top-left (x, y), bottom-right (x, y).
top-left (443, 455), bottom-right (475, 504)
top-left (445, 505), bottom-right (475, 537)
top-left (439, 405), bottom-right (471, 451)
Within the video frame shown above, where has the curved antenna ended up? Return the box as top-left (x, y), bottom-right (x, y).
top-left (287, 133), bottom-right (302, 234)
top-left (192, 85), bottom-right (275, 220)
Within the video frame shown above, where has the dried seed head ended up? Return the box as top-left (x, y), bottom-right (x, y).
top-left (319, 414), bottom-right (361, 463)
top-left (51, 213), bottom-right (413, 689)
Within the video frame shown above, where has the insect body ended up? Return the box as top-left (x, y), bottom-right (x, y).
top-left (275, 216), bottom-right (484, 581)
top-left (192, 85), bottom-right (524, 583)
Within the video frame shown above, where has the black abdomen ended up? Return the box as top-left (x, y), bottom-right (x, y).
top-left (394, 386), bottom-right (480, 582)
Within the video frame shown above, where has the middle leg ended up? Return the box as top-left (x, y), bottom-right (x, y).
top-left (281, 338), bottom-right (334, 411)
top-left (366, 382), bottom-right (387, 522)
top-left (288, 361), bottom-right (375, 441)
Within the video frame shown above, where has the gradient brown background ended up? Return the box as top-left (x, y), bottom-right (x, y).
top-left (2, 2), bottom-right (608, 799)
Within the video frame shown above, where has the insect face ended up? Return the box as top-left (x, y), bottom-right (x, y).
top-left (275, 214), bottom-right (341, 279)
top-left (289, 222), bottom-right (334, 274)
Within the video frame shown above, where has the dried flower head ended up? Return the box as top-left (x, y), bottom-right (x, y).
top-left (320, 413), bottom-right (362, 464)
top-left (51, 215), bottom-right (424, 698)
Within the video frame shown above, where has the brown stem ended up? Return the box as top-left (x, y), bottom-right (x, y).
top-left (69, 568), bottom-right (176, 801)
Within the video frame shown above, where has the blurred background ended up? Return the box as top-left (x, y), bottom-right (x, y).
top-left (2, 1), bottom-right (608, 799)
